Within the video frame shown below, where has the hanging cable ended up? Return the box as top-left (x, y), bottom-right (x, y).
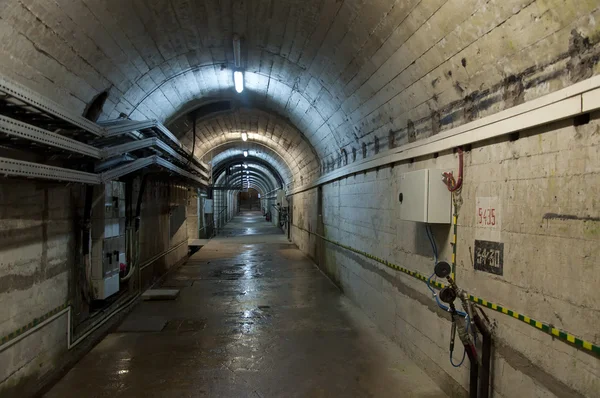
top-left (443, 148), bottom-right (463, 192)
top-left (450, 347), bottom-right (467, 367)
top-left (425, 224), bottom-right (438, 262)
top-left (187, 113), bottom-right (197, 167)
top-left (425, 223), bottom-right (469, 368)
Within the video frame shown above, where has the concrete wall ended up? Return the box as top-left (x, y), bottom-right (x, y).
top-left (138, 179), bottom-right (189, 286)
top-left (291, 112), bottom-right (600, 397)
top-left (0, 180), bottom-right (82, 395)
top-left (0, 176), bottom-right (192, 396)
top-left (186, 189), bottom-right (199, 240)
top-left (213, 189), bottom-right (238, 232)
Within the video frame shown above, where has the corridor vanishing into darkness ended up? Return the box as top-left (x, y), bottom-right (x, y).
top-left (45, 212), bottom-right (446, 398)
top-left (0, 1), bottom-right (598, 397)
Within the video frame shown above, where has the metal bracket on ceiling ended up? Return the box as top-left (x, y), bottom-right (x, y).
top-left (0, 75), bottom-right (103, 136)
top-left (0, 73), bottom-right (210, 186)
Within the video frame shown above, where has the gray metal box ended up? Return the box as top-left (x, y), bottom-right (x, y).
top-left (399, 169), bottom-right (451, 224)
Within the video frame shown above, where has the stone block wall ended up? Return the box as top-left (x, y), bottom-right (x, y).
top-left (291, 112), bottom-right (600, 397)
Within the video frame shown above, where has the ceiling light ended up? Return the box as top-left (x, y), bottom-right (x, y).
top-left (243, 150), bottom-right (248, 157)
top-left (241, 132), bottom-right (248, 141)
top-left (234, 71), bottom-right (244, 93)
top-left (233, 34), bottom-right (241, 68)
top-left (243, 164), bottom-right (248, 169)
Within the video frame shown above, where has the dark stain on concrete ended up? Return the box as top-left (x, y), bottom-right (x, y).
top-left (388, 129), bottom-right (396, 149)
top-left (496, 342), bottom-right (586, 398)
top-left (431, 110), bottom-right (441, 135)
top-left (502, 75), bottom-right (525, 107)
top-left (542, 213), bottom-right (600, 222)
top-left (463, 92), bottom-right (477, 122)
top-left (407, 119), bottom-right (416, 143)
top-left (453, 82), bottom-right (465, 97)
top-left (567, 30), bottom-right (595, 83)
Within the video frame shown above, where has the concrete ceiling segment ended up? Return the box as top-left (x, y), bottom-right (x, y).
top-left (209, 142), bottom-right (296, 187)
top-left (213, 158), bottom-right (284, 190)
top-left (214, 163), bottom-right (280, 191)
top-left (215, 169), bottom-right (274, 195)
top-left (171, 107), bottom-right (319, 182)
top-left (0, 0), bottom-right (596, 177)
top-left (233, 163), bottom-right (280, 192)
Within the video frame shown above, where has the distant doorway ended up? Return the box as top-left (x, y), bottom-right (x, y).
top-left (239, 189), bottom-right (260, 211)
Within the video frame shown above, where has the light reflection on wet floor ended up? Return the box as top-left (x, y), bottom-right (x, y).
top-left (45, 211), bottom-right (447, 398)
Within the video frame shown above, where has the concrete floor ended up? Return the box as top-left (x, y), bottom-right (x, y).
top-left (46, 212), bottom-right (447, 398)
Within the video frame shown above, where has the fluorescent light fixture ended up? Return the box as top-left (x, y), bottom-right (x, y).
top-left (243, 150), bottom-right (248, 157)
top-left (234, 71), bottom-right (244, 93)
top-left (241, 132), bottom-right (248, 141)
top-left (233, 34), bottom-right (242, 68)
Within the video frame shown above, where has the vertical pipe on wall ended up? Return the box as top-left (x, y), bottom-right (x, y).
top-left (474, 314), bottom-right (492, 398)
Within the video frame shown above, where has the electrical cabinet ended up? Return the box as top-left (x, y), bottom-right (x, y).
top-left (276, 190), bottom-right (288, 207)
top-left (204, 199), bottom-right (213, 214)
top-left (92, 181), bottom-right (126, 300)
top-left (398, 169), bottom-right (451, 224)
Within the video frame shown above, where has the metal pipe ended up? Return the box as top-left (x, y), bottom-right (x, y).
top-left (475, 315), bottom-right (493, 398)
top-left (469, 351), bottom-right (478, 398)
top-left (139, 240), bottom-right (188, 271)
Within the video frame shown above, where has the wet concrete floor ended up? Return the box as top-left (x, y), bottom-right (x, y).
top-left (46, 212), bottom-right (447, 397)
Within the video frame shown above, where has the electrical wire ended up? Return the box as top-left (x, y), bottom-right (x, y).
top-left (425, 225), bottom-right (438, 262)
top-left (443, 148), bottom-right (463, 192)
top-left (425, 224), bottom-right (469, 368)
top-left (450, 347), bottom-right (467, 367)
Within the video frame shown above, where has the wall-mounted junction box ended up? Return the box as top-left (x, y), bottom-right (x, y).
top-left (276, 190), bottom-right (288, 207)
top-left (204, 199), bottom-right (213, 214)
top-left (91, 180), bottom-right (126, 300)
top-left (399, 169), bottom-right (451, 224)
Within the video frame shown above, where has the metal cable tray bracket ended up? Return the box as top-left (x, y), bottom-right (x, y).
top-left (0, 155), bottom-right (208, 186)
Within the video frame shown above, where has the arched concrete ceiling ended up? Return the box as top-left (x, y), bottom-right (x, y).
top-left (215, 163), bottom-right (280, 192)
top-left (214, 163), bottom-right (280, 192)
top-left (209, 143), bottom-right (296, 187)
top-left (213, 158), bottom-right (284, 190)
top-left (170, 107), bottom-right (319, 178)
top-left (0, 0), bottom-right (596, 181)
top-left (215, 168), bottom-right (274, 195)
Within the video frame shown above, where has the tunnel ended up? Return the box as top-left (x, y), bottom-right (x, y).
top-left (0, 1), bottom-right (599, 397)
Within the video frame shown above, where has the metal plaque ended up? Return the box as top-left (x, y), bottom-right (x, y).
top-left (474, 240), bottom-right (504, 275)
